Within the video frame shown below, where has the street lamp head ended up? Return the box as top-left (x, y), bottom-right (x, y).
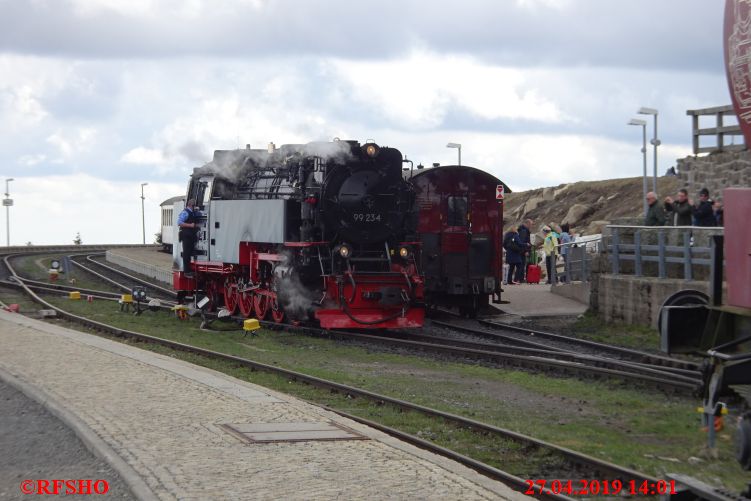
top-left (638, 107), bottom-right (658, 115)
top-left (141, 182), bottom-right (148, 187)
top-left (628, 119), bottom-right (647, 126)
top-left (446, 142), bottom-right (461, 149)
top-left (5, 178), bottom-right (14, 182)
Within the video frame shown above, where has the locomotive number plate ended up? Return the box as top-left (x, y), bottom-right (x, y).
top-left (353, 213), bottom-right (382, 222)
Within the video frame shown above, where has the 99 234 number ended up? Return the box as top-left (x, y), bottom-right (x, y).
top-left (353, 213), bottom-right (382, 222)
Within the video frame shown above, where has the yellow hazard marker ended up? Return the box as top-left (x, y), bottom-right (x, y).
top-left (119, 293), bottom-right (133, 312)
top-left (173, 305), bottom-right (189, 320)
top-left (68, 291), bottom-right (81, 300)
top-left (243, 318), bottom-right (260, 336)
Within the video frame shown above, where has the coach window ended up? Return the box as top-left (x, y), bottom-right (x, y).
top-left (447, 196), bottom-right (468, 226)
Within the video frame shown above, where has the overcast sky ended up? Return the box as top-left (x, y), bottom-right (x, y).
top-left (0, 0), bottom-right (728, 244)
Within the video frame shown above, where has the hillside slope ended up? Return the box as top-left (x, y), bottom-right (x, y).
top-left (503, 176), bottom-right (682, 236)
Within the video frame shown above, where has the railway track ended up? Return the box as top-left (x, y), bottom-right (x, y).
top-left (0, 250), bottom-right (660, 499)
top-left (71, 254), bottom-right (177, 301)
top-left (474, 319), bottom-right (699, 372)
top-left (10, 252), bottom-right (701, 394)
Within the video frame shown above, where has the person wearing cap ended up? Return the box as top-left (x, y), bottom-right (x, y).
top-left (644, 192), bottom-right (666, 226)
top-left (177, 199), bottom-right (201, 277)
top-left (542, 225), bottom-right (558, 285)
top-left (693, 188), bottom-right (716, 227)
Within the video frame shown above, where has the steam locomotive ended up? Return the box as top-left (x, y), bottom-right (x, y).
top-left (172, 140), bottom-right (424, 329)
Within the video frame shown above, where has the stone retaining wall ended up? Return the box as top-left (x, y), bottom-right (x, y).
top-left (591, 273), bottom-right (711, 328)
top-left (677, 149), bottom-right (751, 199)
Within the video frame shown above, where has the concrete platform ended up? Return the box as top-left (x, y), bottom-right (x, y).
top-left (106, 247), bottom-right (173, 284)
top-left (0, 311), bottom-right (525, 500)
top-left (491, 284), bottom-right (588, 318)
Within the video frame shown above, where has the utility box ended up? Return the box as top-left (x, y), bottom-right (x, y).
top-left (724, 188), bottom-right (751, 309)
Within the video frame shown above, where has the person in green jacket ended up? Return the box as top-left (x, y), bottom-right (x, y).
top-left (542, 225), bottom-right (559, 284)
top-left (644, 192), bottom-right (666, 226)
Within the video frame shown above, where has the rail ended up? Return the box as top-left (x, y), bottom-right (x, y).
top-left (686, 105), bottom-right (745, 155)
top-left (605, 225), bottom-right (724, 280)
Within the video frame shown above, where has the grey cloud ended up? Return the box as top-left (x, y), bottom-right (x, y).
top-left (0, 0), bottom-right (723, 72)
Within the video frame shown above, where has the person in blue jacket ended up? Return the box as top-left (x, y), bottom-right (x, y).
top-left (503, 226), bottom-right (524, 285)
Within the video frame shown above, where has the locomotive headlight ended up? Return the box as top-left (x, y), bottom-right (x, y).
top-left (399, 246), bottom-right (411, 258)
top-left (364, 143), bottom-right (379, 157)
top-left (338, 244), bottom-right (352, 258)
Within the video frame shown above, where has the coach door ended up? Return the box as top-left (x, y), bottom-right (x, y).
top-left (467, 188), bottom-right (493, 278)
top-left (441, 193), bottom-right (471, 288)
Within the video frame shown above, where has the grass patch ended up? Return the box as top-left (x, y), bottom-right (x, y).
top-left (7, 288), bottom-right (748, 492)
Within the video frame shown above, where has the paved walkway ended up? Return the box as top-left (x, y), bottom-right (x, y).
top-left (108, 247), bottom-right (172, 269)
top-left (491, 284), bottom-right (588, 318)
top-left (0, 381), bottom-right (133, 499)
top-left (0, 311), bottom-right (524, 500)
top-left (106, 247), bottom-right (173, 284)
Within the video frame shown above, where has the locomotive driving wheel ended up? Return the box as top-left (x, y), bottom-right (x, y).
top-left (253, 293), bottom-right (270, 320)
top-left (271, 295), bottom-right (285, 324)
top-left (238, 290), bottom-right (254, 317)
top-left (223, 277), bottom-right (238, 314)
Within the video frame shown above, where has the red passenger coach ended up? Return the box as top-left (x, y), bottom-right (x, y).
top-left (410, 166), bottom-right (509, 317)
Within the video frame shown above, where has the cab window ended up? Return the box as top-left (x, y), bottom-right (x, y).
top-left (447, 196), bottom-right (468, 226)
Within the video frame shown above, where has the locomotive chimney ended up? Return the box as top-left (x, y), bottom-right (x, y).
top-left (268, 142), bottom-right (276, 153)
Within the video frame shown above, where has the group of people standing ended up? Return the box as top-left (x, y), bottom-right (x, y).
top-left (503, 219), bottom-right (571, 285)
top-left (645, 187), bottom-right (723, 227)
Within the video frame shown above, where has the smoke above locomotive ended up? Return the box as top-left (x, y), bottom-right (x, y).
top-left (174, 139), bottom-right (425, 329)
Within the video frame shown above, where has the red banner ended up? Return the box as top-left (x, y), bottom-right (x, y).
top-left (725, 0), bottom-right (751, 146)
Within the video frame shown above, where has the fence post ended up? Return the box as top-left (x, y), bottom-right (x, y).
top-left (683, 232), bottom-right (693, 281)
top-left (582, 249), bottom-right (589, 281)
top-left (710, 235), bottom-right (724, 306)
top-left (658, 230), bottom-right (666, 279)
top-left (611, 228), bottom-right (620, 274)
top-left (634, 230), bottom-right (642, 277)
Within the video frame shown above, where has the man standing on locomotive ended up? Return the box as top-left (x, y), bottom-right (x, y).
top-left (177, 198), bottom-right (200, 277)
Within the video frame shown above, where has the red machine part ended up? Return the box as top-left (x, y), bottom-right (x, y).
top-left (174, 241), bottom-right (424, 328)
top-left (314, 264), bottom-right (424, 329)
top-left (724, 188), bottom-right (751, 309)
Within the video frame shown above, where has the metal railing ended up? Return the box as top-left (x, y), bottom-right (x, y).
top-left (552, 236), bottom-right (601, 283)
top-left (687, 105), bottom-right (745, 155)
top-left (606, 225), bottom-right (724, 280)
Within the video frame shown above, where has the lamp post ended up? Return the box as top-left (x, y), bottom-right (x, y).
top-left (446, 142), bottom-right (461, 166)
top-left (628, 119), bottom-right (648, 217)
top-left (140, 182), bottom-right (148, 245)
top-left (638, 107), bottom-right (659, 193)
top-left (4, 178), bottom-right (13, 247)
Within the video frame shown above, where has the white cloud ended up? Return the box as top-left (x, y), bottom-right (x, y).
top-left (17, 154), bottom-right (47, 166)
top-left (46, 127), bottom-right (97, 158)
top-left (121, 147), bottom-right (166, 165)
top-left (331, 51), bottom-right (565, 128)
top-left (2, 173), bottom-right (184, 245)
